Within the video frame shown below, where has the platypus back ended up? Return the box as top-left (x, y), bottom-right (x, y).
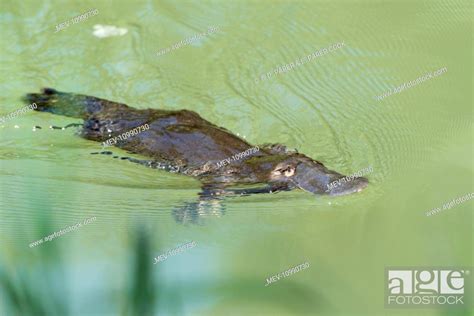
top-left (24, 87), bottom-right (259, 172)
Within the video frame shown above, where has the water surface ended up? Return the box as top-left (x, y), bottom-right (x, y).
top-left (0, 0), bottom-right (472, 315)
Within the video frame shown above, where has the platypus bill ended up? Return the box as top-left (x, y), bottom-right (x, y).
top-left (25, 88), bottom-right (368, 199)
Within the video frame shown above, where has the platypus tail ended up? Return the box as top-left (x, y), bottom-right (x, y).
top-left (24, 87), bottom-right (105, 119)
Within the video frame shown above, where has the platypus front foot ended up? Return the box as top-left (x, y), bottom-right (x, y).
top-left (172, 197), bottom-right (225, 225)
top-left (199, 183), bottom-right (290, 198)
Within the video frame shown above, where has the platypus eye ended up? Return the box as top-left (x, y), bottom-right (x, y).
top-left (275, 166), bottom-right (295, 177)
top-left (283, 167), bottom-right (295, 177)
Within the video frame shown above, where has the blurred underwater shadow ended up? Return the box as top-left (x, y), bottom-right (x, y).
top-left (0, 210), bottom-right (162, 315)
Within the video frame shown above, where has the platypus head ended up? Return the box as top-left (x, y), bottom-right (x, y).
top-left (269, 154), bottom-right (368, 196)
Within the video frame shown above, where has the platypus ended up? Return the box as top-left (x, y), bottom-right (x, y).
top-left (25, 88), bottom-right (368, 198)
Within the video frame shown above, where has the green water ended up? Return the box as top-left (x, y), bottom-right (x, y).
top-left (0, 0), bottom-right (472, 315)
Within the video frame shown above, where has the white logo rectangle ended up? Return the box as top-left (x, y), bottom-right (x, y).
top-left (385, 267), bottom-right (471, 308)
